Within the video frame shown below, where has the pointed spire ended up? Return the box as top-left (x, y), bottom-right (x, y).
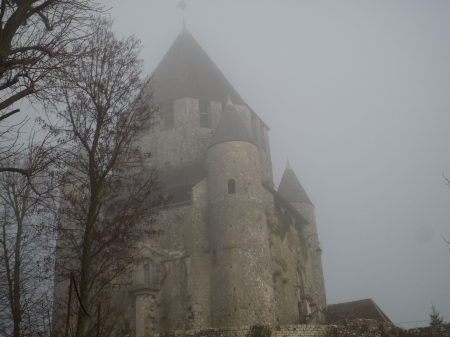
top-left (278, 163), bottom-right (312, 204)
top-left (209, 99), bottom-right (256, 149)
top-left (180, 25), bottom-right (190, 35)
top-left (150, 31), bottom-right (246, 105)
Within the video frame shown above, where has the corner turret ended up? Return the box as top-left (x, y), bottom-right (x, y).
top-left (209, 97), bottom-right (256, 149)
top-left (278, 161), bottom-right (326, 322)
top-left (206, 99), bottom-right (274, 327)
top-left (278, 159), bottom-right (312, 205)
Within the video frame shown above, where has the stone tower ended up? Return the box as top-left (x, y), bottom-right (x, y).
top-left (207, 98), bottom-right (274, 327)
top-left (120, 29), bottom-right (326, 335)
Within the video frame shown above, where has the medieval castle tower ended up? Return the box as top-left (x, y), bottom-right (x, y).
top-left (125, 29), bottom-right (326, 336)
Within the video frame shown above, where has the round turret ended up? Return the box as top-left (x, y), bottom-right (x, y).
top-left (206, 99), bottom-right (274, 327)
top-left (278, 161), bottom-right (327, 312)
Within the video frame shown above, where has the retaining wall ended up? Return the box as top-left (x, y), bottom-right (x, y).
top-left (156, 319), bottom-right (450, 337)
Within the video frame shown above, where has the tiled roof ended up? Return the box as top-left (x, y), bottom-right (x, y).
top-left (209, 98), bottom-right (256, 149)
top-left (159, 162), bottom-right (206, 190)
top-left (278, 162), bottom-right (312, 204)
top-left (150, 30), bottom-right (245, 105)
top-left (326, 299), bottom-right (392, 324)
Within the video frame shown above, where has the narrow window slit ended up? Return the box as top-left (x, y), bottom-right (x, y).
top-left (228, 179), bottom-right (236, 194)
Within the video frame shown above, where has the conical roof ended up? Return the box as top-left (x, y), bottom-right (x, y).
top-left (150, 29), bottom-right (245, 104)
top-left (278, 161), bottom-right (312, 204)
top-left (209, 98), bottom-right (256, 149)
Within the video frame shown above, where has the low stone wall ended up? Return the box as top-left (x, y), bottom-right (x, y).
top-left (276, 319), bottom-right (399, 337)
top-left (404, 323), bottom-right (450, 336)
top-left (156, 320), bottom-right (450, 337)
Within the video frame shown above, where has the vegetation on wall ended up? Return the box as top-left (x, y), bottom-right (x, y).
top-left (246, 325), bottom-right (272, 337)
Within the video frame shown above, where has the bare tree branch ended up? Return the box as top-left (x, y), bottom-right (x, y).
top-left (50, 17), bottom-right (167, 337)
top-left (443, 173), bottom-right (450, 188)
top-left (0, 152), bottom-right (58, 337)
top-left (0, 87), bottom-right (35, 111)
top-left (0, 108), bottom-right (20, 122)
top-left (442, 234), bottom-right (450, 245)
top-left (0, 0), bottom-right (104, 122)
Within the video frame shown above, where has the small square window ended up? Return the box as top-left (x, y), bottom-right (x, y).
top-left (228, 179), bottom-right (236, 194)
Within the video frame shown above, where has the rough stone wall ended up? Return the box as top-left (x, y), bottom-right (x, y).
top-left (266, 210), bottom-right (304, 325)
top-left (155, 320), bottom-right (450, 337)
top-left (207, 141), bottom-right (274, 327)
top-left (140, 97), bottom-right (272, 183)
top-left (130, 178), bottom-right (211, 334)
top-left (132, 93), bottom-right (325, 334)
top-left (291, 202), bottom-right (326, 311)
top-left (140, 97), bottom-right (214, 168)
top-left (258, 125), bottom-right (273, 186)
top-left (405, 324), bottom-right (450, 336)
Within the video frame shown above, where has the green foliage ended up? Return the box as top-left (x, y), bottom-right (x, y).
top-left (121, 314), bottom-right (133, 337)
top-left (430, 303), bottom-right (444, 327)
top-left (246, 325), bottom-right (272, 337)
top-left (160, 331), bottom-right (177, 337)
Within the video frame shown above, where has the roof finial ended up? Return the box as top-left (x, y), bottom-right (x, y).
top-left (286, 158), bottom-right (292, 170)
top-left (177, 1), bottom-right (187, 31)
top-left (226, 95), bottom-right (233, 106)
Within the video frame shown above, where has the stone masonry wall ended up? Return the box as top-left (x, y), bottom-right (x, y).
top-left (292, 202), bottom-right (326, 311)
top-left (140, 98), bottom-right (273, 186)
top-left (266, 210), bottom-right (306, 325)
top-left (140, 97), bottom-right (214, 169)
top-left (155, 320), bottom-right (450, 337)
top-left (404, 323), bottom-right (450, 336)
top-left (132, 178), bottom-right (211, 333)
top-left (207, 141), bottom-right (274, 327)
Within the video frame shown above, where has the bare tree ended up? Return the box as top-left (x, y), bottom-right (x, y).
top-left (0, 141), bottom-right (58, 337)
top-left (0, 0), bottom-right (103, 122)
top-left (0, 0), bottom-right (104, 191)
top-left (49, 17), bottom-right (167, 337)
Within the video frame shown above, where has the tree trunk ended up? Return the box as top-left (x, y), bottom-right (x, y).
top-left (75, 198), bottom-right (98, 337)
top-left (12, 188), bottom-right (27, 337)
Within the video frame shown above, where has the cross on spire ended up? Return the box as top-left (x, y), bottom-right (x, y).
top-left (177, 0), bottom-right (187, 29)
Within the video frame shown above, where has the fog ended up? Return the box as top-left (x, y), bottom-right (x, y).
top-left (98, 0), bottom-right (450, 328)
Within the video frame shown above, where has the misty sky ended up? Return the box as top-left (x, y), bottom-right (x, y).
top-left (97, 0), bottom-right (450, 328)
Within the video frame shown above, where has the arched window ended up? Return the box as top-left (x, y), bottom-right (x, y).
top-left (228, 179), bottom-right (236, 194)
top-left (143, 259), bottom-right (155, 283)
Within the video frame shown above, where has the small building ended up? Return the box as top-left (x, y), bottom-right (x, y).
top-left (326, 299), bottom-right (392, 325)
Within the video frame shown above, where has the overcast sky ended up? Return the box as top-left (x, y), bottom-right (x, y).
top-left (98, 0), bottom-right (450, 328)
